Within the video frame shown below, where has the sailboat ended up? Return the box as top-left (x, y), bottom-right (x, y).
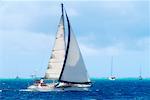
top-left (108, 57), bottom-right (116, 80)
top-left (15, 75), bottom-right (20, 79)
top-left (138, 66), bottom-right (143, 80)
top-left (27, 4), bottom-right (91, 91)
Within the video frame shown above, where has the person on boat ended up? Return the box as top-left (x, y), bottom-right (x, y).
top-left (40, 78), bottom-right (44, 84)
top-left (35, 78), bottom-right (46, 87)
top-left (40, 79), bottom-right (47, 86)
top-left (35, 79), bottom-right (41, 87)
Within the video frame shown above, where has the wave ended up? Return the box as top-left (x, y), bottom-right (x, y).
top-left (19, 89), bottom-right (34, 92)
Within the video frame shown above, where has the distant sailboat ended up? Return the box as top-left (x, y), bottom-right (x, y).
top-left (138, 66), bottom-right (143, 80)
top-left (30, 74), bottom-right (36, 79)
top-left (27, 3), bottom-right (91, 91)
top-left (108, 57), bottom-right (116, 80)
top-left (16, 75), bottom-right (20, 79)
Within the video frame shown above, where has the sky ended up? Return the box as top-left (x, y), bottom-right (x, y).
top-left (0, 0), bottom-right (149, 78)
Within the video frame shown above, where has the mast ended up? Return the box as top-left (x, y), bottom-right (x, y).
top-left (61, 3), bottom-right (66, 45)
top-left (61, 3), bottom-right (64, 17)
top-left (61, 3), bottom-right (64, 27)
top-left (139, 66), bottom-right (142, 77)
top-left (110, 56), bottom-right (113, 76)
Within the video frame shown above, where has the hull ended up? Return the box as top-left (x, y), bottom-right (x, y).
top-left (27, 84), bottom-right (55, 92)
top-left (27, 83), bottom-right (90, 92)
top-left (108, 76), bottom-right (116, 80)
top-left (139, 76), bottom-right (143, 80)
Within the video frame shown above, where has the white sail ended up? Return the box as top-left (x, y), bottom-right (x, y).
top-left (59, 15), bottom-right (90, 83)
top-left (45, 15), bottom-right (66, 80)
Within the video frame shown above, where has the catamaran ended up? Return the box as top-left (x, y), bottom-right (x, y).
top-left (108, 56), bottom-right (116, 80)
top-left (27, 4), bottom-right (91, 91)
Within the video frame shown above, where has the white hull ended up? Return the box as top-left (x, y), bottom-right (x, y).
top-left (108, 76), bottom-right (116, 80)
top-left (27, 84), bottom-right (55, 92)
top-left (27, 83), bottom-right (91, 92)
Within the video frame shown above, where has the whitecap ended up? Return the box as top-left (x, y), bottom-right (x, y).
top-left (19, 89), bottom-right (33, 92)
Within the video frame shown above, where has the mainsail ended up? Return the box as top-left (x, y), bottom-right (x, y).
top-left (59, 13), bottom-right (91, 84)
top-left (45, 4), bottom-right (66, 80)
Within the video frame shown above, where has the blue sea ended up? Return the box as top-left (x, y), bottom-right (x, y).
top-left (0, 78), bottom-right (150, 100)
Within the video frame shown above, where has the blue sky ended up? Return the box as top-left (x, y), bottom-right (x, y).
top-left (0, 0), bottom-right (149, 78)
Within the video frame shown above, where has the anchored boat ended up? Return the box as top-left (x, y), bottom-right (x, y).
top-left (108, 56), bottom-right (116, 80)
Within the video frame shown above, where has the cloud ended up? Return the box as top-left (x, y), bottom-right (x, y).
top-left (0, 1), bottom-right (60, 30)
top-left (0, 30), bottom-right (55, 78)
top-left (80, 43), bottom-right (123, 57)
top-left (0, 30), bottom-right (54, 52)
top-left (78, 33), bottom-right (150, 57)
top-left (0, 1), bottom-right (80, 34)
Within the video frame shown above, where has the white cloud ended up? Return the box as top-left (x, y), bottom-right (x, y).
top-left (0, 30), bottom-right (55, 78)
top-left (80, 43), bottom-right (124, 57)
top-left (80, 37), bottom-right (150, 58)
top-left (79, 33), bottom-right (150, 58)
top-left (0, 1), bottom-right (80, 32)
top-left (0, 30), bottom-right (54, 52)
top-left (0, 1), bottom-right (60, 30)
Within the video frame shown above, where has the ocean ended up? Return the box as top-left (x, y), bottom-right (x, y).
top-left (0, 78), bottom-right (150, 100)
